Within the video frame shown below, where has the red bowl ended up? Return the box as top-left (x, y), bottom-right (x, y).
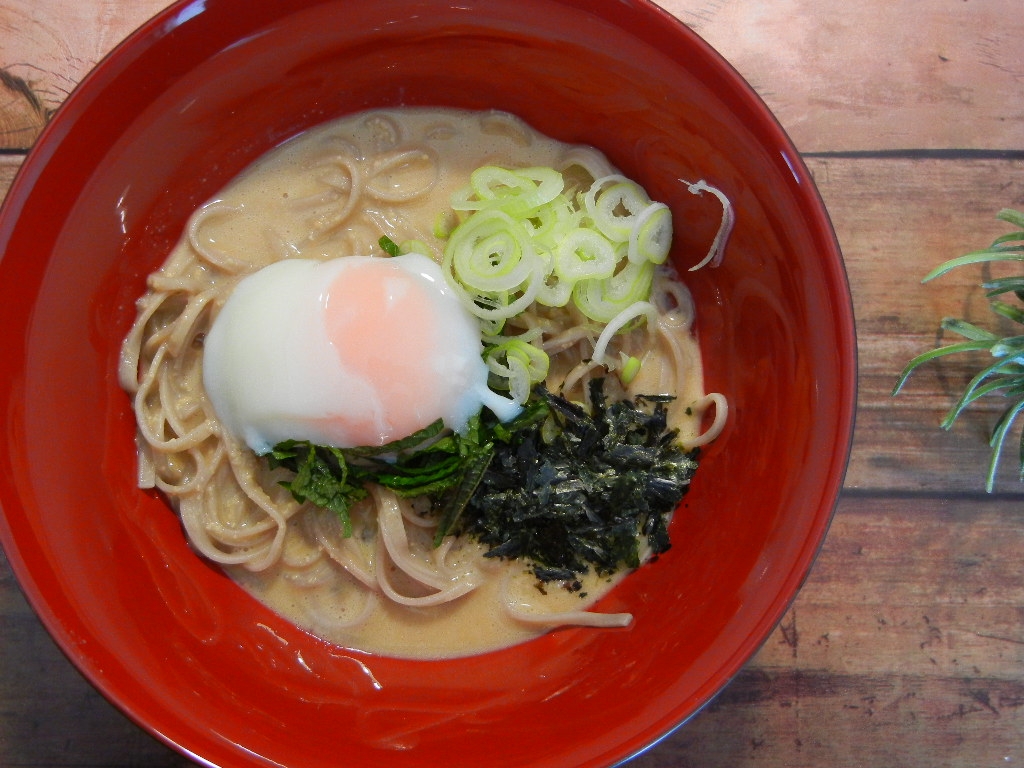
top-left (0, 1), bottom-right (855, 766)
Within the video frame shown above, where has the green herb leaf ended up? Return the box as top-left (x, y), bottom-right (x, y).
top-left (269, 442), bottom-right (364, 536)
top-left (893, 208), bottom-right (1024, 491)
top-left (341, 419), bottom-right (448, 459)
top-left (268, 404), bottom-right (546, 537)
top-left (378, 235), bottom-right (402, 257)
top-left (432, 447), bottom-right (494, 547)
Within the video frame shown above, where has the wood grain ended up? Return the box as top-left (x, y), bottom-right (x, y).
top-left (660, 0), bottom-right (1024, 153)
top-left (2, 0), bottom-right (1022, 152)
top-left (2, 0), bottom-right (1023, 766)
top-left (0, 155), bottom-right (20, 188)
top-left (634, 495), bottom-right (1024, 768)
top-left (816, 156), bottom-right (1024, 491)
top-left (0, 0), bottom-right (170, 148)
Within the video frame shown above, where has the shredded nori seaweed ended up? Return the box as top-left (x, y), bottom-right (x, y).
top-left (451, 379), bottom-right (699, 580)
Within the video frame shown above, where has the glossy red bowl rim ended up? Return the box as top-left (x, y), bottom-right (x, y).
top-left (0, 1), bottom-right (857, 766)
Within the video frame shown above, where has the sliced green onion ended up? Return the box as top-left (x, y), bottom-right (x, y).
top-left (485, 339), bottom-right (551, 403)
top-left (446, 209), bottom-right (537, 293)
top-left (628, 202), bottom-right (672, 265)
top-left (535, 270), bottom-right (574, 308)
top-left (619, 354), bottom-right (643, 385)
top-left (590, 300), bottom-right (657, 366)
top-left (433, 210), bottom-right (459, 238)
top-left (482, 326), bottom-right (544, 348)
top-left (584, 175), bottom-right (651, 242)
top-left (554, 227), bottom-right (617, 282)
top-left (684, 179), bottom-right (734, 271)
top-left (523, 194), bottom-right (580, 246)
top-left (573, 261), bottom-right (655, 323)
top-left (448, 184), bottom-right (483, 212)
top-left (441, 164), bottom-right (677, 393)
top-left (465, 271), bottom-right (544, 323)
top-left (456, 166), bottom-right (563, 215)
top-left (400, 239), bottom-right (432, 256)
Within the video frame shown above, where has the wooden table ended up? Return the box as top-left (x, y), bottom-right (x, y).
top-left (2, 1), bottom-right (1022, 765)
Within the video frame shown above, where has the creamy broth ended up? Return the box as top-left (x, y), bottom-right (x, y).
top-left (231, 509), bottom-right (630, 658)
top-left (121, 108), bottom-right (720, 659)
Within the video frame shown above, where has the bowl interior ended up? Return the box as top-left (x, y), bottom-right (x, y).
top-left (0, 1), bottom-right (855, 766)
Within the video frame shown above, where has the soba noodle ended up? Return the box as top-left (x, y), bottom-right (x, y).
top-left (119, 108), bottom-right (726, 659)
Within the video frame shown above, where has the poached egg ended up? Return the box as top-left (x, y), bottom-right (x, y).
top-left (202, 253), bottom-right (520, 454)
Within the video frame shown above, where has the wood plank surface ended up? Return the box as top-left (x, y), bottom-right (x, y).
top-left (2, 0), bottom-right (1022, 152)
top-left (820, 156), bottom-right (1024, 491)
top-left (660, 0), bottom-right (1024, 153)
top-left (2, 0), bottom-right (1023, 766)
top-left (634, 495), bottom-right (1024, 768)
top-left (0, 0), bottom-right (168, 149)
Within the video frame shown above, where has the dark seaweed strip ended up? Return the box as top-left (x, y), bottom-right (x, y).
top-left (455, 379), bottom-right (699, 580)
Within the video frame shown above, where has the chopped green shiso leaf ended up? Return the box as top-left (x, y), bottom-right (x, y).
top-left (269, 379), bottom-right (698, 580)
top-left (377, 235), bottom-right (402, 257)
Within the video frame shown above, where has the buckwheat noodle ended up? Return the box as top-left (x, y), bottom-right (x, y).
top-left (119, 108), bottom-right (727, 658)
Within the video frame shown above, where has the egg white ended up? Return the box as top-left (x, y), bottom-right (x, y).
top-left (202, 253), bottom-right (519, 453)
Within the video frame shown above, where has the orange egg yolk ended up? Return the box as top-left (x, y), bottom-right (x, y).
top-left (322, 258), bottom-right (447, 445)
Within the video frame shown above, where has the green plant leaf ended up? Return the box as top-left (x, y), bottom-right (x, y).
top-left (894, 208), bottom-right (1024, 491)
